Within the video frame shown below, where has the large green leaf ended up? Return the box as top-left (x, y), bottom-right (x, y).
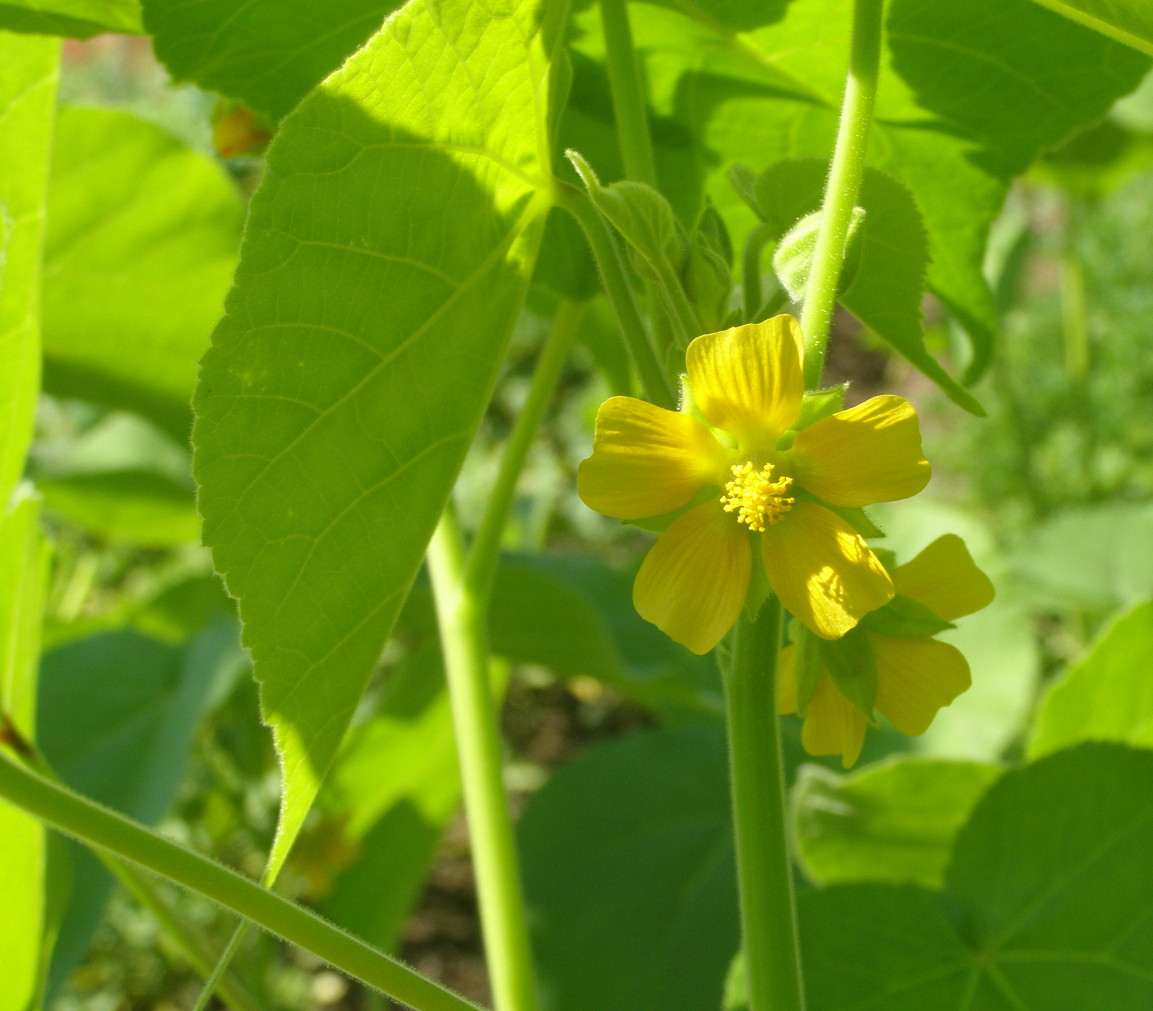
top-left (0, 34), bottom-right (57, 507)
top-left (1023, 1), bottom-right (1153, 62)
top-left (39, 621), bottom-right (244, 987)
top-left (42, 107), bottom-right (243, 439)
top-left (193, 0), bottom-right (567, 874)
top-left (520, 727), bottom-right (738, 1011)
top-left (0, 0), bottom-right (140, 37)
top-left (799, 744), bottom-right (1153, 1009)
top-left (793, 757), bottom-right (1001, 889)
top-left (1030, 600), bottom-right (1153, 758)
top-left (579, 0), bottom-right (1148, 379)
top-left (143, 0), bottom-right (402, 121)
top-left (0, 498), bottom-right (51, 1011)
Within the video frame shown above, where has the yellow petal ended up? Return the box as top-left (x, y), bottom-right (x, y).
top-left (685, 315), bottom-right (804, 444)
top-left (777, 644), bottom-right (798, 714)
top-left (801, 675), bottom-right (868, 768)
top-left (760, 501), bottom-right (893, 640)
top-left (633, 500), bottom-right (751, 654)
top-left (893, 534), bottom-right (995, 621)
top-left (789, 395), bottom-right (930, 507)
top-left (578, 397), bottom-right (728, 519)
top-left (873, 636), bottom-right (971, 736)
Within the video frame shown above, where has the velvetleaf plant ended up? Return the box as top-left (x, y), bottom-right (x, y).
top-left (1, 0), bottom-right (1153, 1010)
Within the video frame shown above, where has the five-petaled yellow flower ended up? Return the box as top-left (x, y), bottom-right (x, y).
top-left (578, 315), bottom-right (931, 654)
top-left (778, 534), bottom-right (996, 766)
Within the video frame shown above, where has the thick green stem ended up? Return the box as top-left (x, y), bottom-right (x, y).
top-left (555, 183), bottom-right (677, 409)
top-left (599, 0), bottom-right (658, 187)
top-left (466, 301), bottom-right (582, 602)
top-left (428, 505), bottom-right (539, 1011)
top-left (0, 753), bottom-right (483, 1011)
top-left (799, 0), bottom-right (884, 388)
top-left (722, 599), bottom-right (805, 1011)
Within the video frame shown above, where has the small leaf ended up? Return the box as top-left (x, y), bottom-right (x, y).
top-left (1030, 599), bottom-right (1153, 758)
top-left (792, 757), bottom-right (1001, 888)
top-left (821, 626), bottom-right (878, 718)
top-left (143, 0), bottom-right (399, 121)
top-left (0, 0), bottom-right (140, 38)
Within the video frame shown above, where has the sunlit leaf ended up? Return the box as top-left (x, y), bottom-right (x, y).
top-left (577, 0), bottom-right (1149, 381)
top-left (1030, 600), bottom-right (1153, 757)
top-left (43, 107), bottom-right (243, 439)
top-left (0, 0), bottom-right (140, 38)
top-left (0, 498), bottom-right (52, 1011)
top-left (1029, 0), bottom-right (1153, 55)
top-left (143, 0), bottom-right (402, 121)
top-left (793, 757), bottom-right (1001, 889)
top-left (0, 34), bottom-right (57, 507)
top-left (520, 727), bottom-right (738, 1011)
top-left (800, 744), bottom-right (1153, 1009)
top-left (193, 0), bottom-right (568, 875)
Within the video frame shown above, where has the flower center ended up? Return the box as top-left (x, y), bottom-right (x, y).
top-left (719, 461), bottom-right (795, 532)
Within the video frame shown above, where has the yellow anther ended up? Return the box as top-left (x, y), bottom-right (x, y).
top-left (719, 461), bottom-right (795, 532)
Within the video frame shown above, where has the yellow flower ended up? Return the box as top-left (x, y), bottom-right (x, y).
top-left (577, 315), bottom-right (931, 653)
top-left (777, 534), bottom-right (996, 767)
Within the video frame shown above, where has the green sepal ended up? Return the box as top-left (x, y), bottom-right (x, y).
top-left (872, 546), bottom-right (898, 572)
top-left (821, 626), bottom-right (879, 721)
top-left (772, 205), bottom-right (866, 303)
top-left (792, 625), bottom-right (826, 718)
top-left (727, 163), bottom-right (762, 219)
top-left (567, 149), bottom-right (688, 278)
top-left (791, 384), bottom-right (848, 432)
top-left (742, 553), bottom-right (771, 619)
top-left (860, 594), bottom-right (954, 639)
top-left (821, 504), bottom-right (885, 539)
top-left (622, 484), bottom-right (716, 533)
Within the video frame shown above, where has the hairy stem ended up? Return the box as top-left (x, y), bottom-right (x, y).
top-left (799, 0), bottom-right (885, 387)
top-left (466, 301), bottom-right (582, 601)
top-left (722, 599), bottom-right (806, 1011)
top-left (0, 753), bottom-right (483, 1011)
top-left (428, 505), bottom-right (539, 1011)
top-left (599, 0), bottom-right (658, 186)
top-left (555, 182), bottom-right (677, 409)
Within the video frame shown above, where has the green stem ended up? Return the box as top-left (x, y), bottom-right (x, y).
top-left (0, 753), bottom-right (483, 1011)
top-left (428, 505), bottom-right (539, 1011)
top-left (654, 259), bottom-right (703, 348)
top-left (722, 599), bottom-right (805, 1011)
top-left (465, 301), bottom-right (582, 601)
top-left (798, 0), bottom-right (885, 388)
top-left (191, 922), bottom-right (249, 1011)
top-left (599, 0), bottom-right (658, 187)
top-left (555, 182), bottom-right (677, 409)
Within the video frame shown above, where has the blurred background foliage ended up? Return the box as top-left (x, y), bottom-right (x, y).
top-left (12, 11), bottom-right (1153, 1011)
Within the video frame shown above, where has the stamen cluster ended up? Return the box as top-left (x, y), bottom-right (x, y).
top-left (720, 461), bottom-right (795, 532)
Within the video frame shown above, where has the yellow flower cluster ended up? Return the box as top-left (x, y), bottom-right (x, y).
top-left (578, 315), bottom-right (993, 765)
